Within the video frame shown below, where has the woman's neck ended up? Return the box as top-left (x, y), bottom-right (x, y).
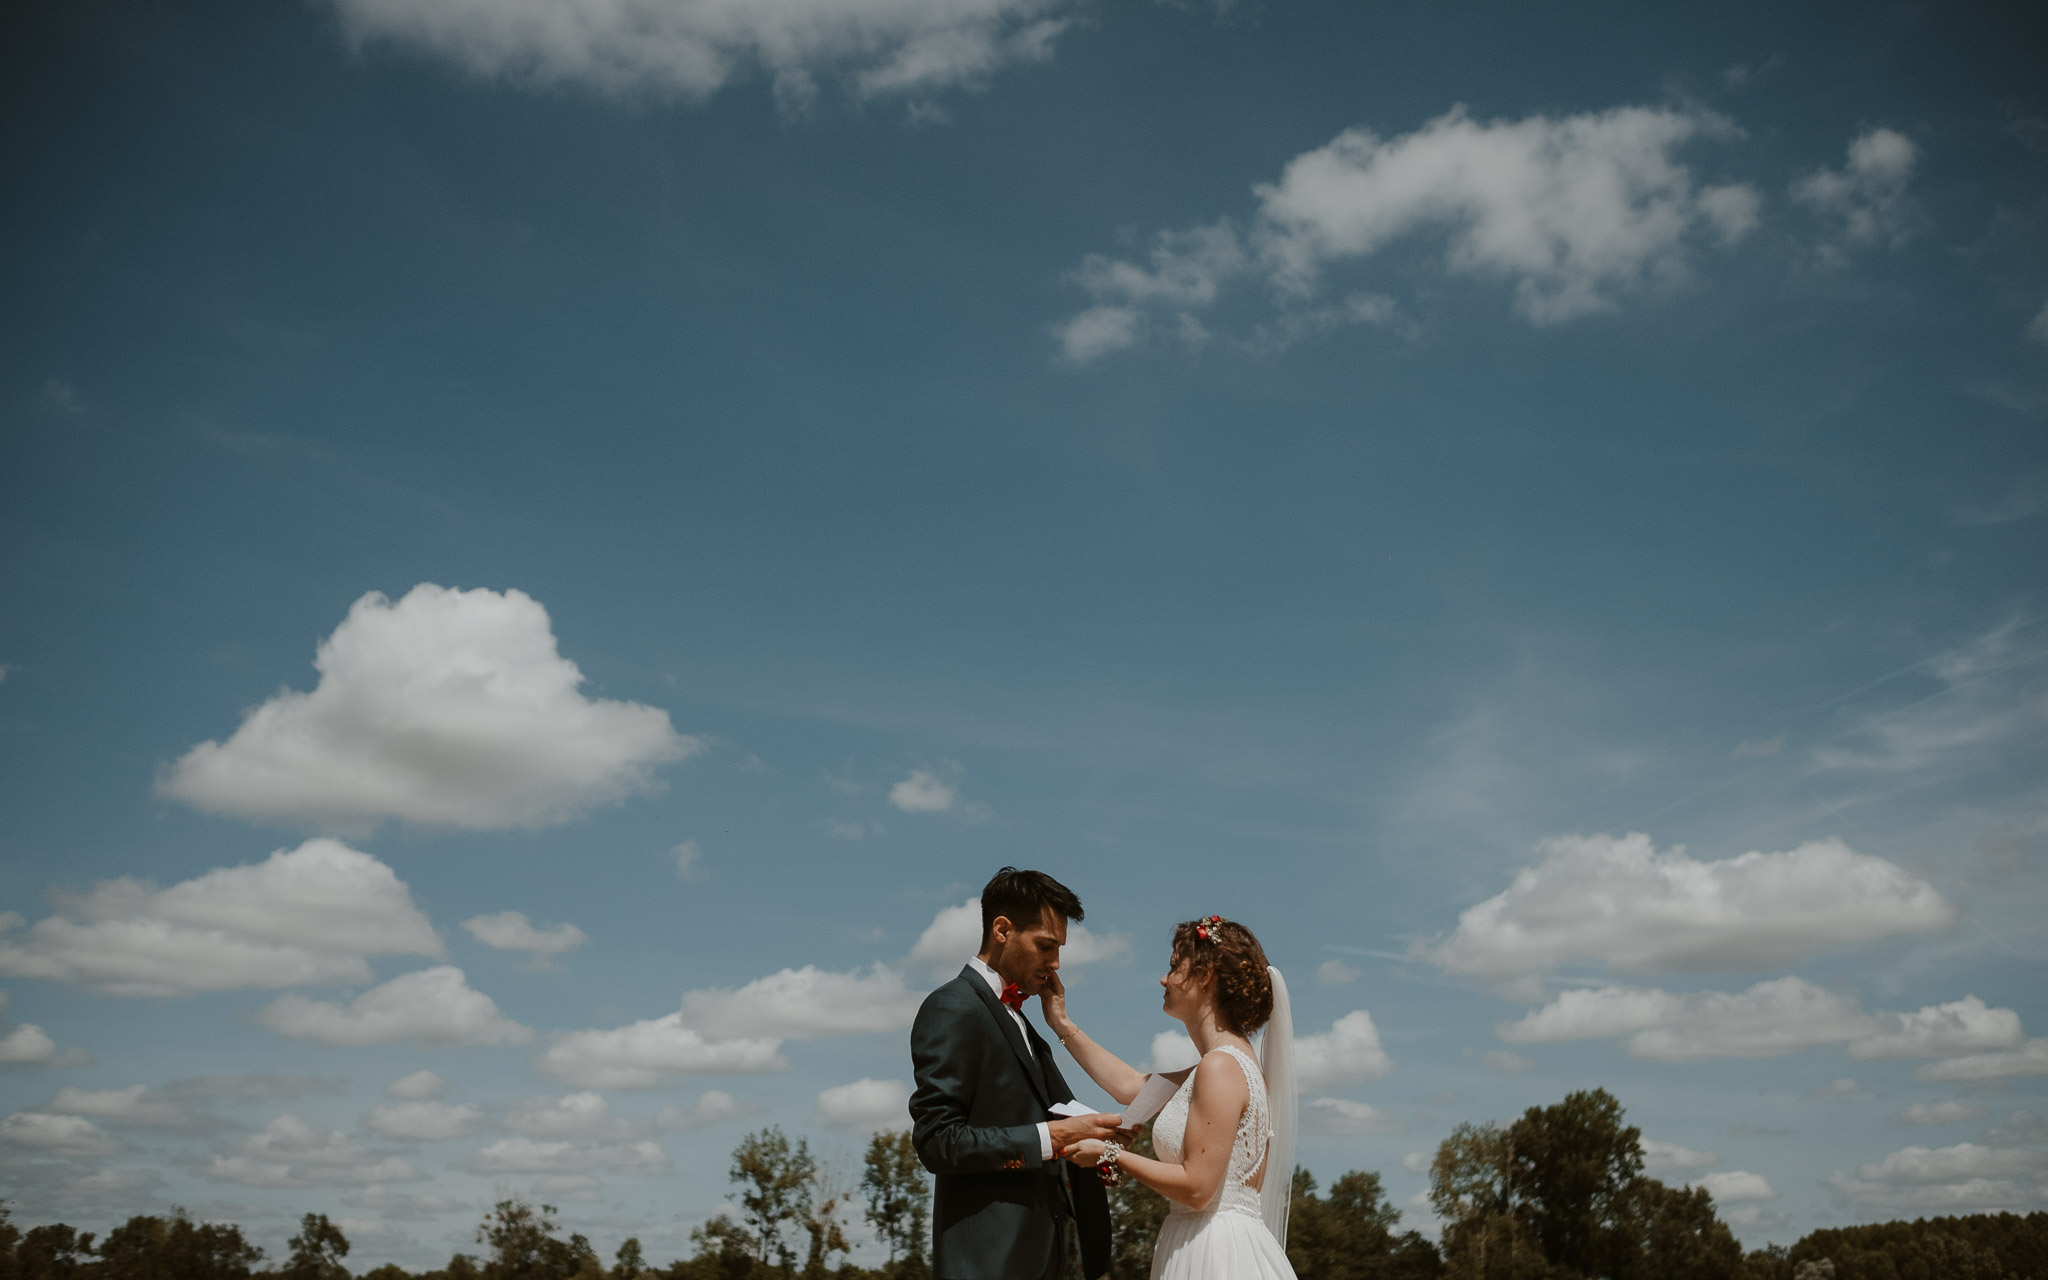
top-left (1184, 1009), bottom-right (1249, 1056)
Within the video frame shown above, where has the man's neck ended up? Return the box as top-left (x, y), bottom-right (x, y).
top-left (974, 952), bottom-right (1015, 986)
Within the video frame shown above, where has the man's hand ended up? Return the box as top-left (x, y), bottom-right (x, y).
top-left (1048, 1113), bottom-right (1125, 1150)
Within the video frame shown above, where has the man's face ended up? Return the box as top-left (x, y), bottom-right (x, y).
top-left (991, 908), bottom-right (1067, 994)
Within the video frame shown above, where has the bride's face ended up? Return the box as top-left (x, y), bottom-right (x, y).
top-left (1160, 955), bottom-right (1204, 1021)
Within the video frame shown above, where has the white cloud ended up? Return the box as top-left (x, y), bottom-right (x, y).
top-left (1849, 996), bottom-right (2023, 1059)
top-left (40, 1086), bottom-right (212, 1133)
top-left (158, 584), bottom-right (696, 830)
top-left (386, 1069), bottom-right (445, 1099)
top-left (1297, 1011), bottom-right (1394, 1089)
top-left (1478, 1049), bottom-right (1529, 1074)
top-left (1693, 1170), bottom-right (1776, 1202)
top-left (889, 769), bottom-right (956, 813)
top-left (536, 1013), bottom-right (785, 1089)
top-left (1061, 103), bottom-right (1761, 359)
top-left (325, 0), bottom-right (1077, 104)
top-left (1, 1112), bottom-right (124, 1158)
top-left (681, 963), bottom-right (924, 1040)
top-left (1641, 1139), bottom-right (1717, 1175)
top-left (1150, 1030), bottom-right (1199, 1072)
top-left (0, 1022), bottom-right (89, 1068)
top-left (1894, 1101), bottom-right (1989, 1126)
top-left (506, 1092), bottom-right (638, 1141)
top-left (1418, 832), bottom-right (1954, 982)
top-left (256, 966), bottom-right (532, 1047)
top-left (0, 839), bottom-right (441, 997)
top-left (655, 1090), bottom-right (750, 1130)
top-left (1305, 1097), bottom-right (1403, 1135)
top-left (1985, 1112), bottom-right (2048, 1146)
top-left (363, 1100), bottom-right (486, 1141)
top-left (1316, 960), bottom-right (1360, 985)
top-left (461, 911), bottom-right (589, 964)
top-left (1401, 1151), bottom-right (1431, 1175)
top-left (906, 897), bottom-right (1130, 979)
top-left (462, 1136), bottom-right (669, 1175)
top-left (1791, 128), bottom-right (1918, 262)
top-left (340, 1185), bottom-right (463, 1220)
top-left (1828, 1141), bottom-right (2048, 1213)
top-left (208, 1115), bottom-right (421, 1187)
top-left (815, 1078), bottom-right (912, 1131)
top-left (673, 839), bottom-right (704, 879)
top-left (1916, 1039), bottom-right (2048, 1082)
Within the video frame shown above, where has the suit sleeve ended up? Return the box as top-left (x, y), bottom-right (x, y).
top-left (909, 989), bottom-right (1043, 1175)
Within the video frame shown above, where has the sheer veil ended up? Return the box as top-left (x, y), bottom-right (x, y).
top-left (1259, 965), bottom-right (1297, 1247)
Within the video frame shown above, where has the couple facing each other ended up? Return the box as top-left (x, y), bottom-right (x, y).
top-left (909, 867), bottom-right (1299, 1280)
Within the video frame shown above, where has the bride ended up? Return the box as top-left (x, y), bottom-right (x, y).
top-left (1041, 915), bottom-right (1299, 1280)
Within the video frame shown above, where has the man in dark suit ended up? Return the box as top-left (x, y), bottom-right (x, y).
top-left (910, 868), bottom-right (1129, 1280)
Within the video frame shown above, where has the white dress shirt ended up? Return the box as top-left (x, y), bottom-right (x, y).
top-left (967, 956), bottom-right (1056, 1162)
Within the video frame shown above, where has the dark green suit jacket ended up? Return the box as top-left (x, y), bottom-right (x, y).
top-left (909, 967), bottom-right (1111, 1280)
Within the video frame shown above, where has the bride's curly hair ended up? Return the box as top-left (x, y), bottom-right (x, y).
top-left (1171, 916), bottom-right (1274, 1036)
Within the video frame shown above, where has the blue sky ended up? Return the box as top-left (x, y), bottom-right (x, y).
top-left (2, 0), bottom-right (2045, 1267)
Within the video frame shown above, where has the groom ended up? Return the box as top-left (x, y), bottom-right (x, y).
top-left (910, 868), bottom-right (1126, 1280)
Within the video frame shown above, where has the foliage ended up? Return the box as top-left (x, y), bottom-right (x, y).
top-left (859, 1131), bottom-right (930, 1275)
top-left (97, 1209), bottom-right (265, 1280)
top-left (1783, 1211), bottom-right (2047, 1280)
top-left (1617, 1179), bottom-right (1741, 1280)
top-left (1287, 1168), bottom-right (1443, 1280)
top-left (731, 1127), bottom-right (817, 1273)
top-left (280, 1214), bottom-right (350, 1280)
top-left (475, 1199), bottom-right (600, 1280)
top-left (613, 1239), bottom-right (645, 1280)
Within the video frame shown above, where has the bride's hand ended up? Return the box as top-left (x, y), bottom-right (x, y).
top-left (1060, 1138), bottom-right (1106, 1167)
top-left (1038, 972), bottom-right (1074, 1037)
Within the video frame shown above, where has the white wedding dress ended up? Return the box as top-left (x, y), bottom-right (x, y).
top-left (1147, 1044), bottom-right (1299, 1280)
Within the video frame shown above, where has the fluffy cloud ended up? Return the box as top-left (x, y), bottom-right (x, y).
top-left (1641, 1139), bottom-right (1717, 1176)
top-left (654, 1090), bottom-right (751, 1130)
top-left (1692, 1171), bottom-right (1776, 1203)
top-left (256, 966), bottom-right (532, 1047)
top-left (1305, 1097), bottom-right (1403, 1136)
top-left (1297, 1011), bottom-right (1394, 1089)
top-left (681, 964), bottom-right (924, 1040)
top-left (1894, 1101), bottom-right (1989, 1126)
top-left (1315, 960), bottom-right (1360, 986)
top-left (1418, 833), bottom-right (1954, 983)
top-left (1499, 979), bottom-right (2029, 1066)
top-left (507, 1092), bottom-right (639, 1141)
top-left (536, 1014), bottom-right (785, 1089)
top-left (325, 0), bottom-right (1076, 104)
top-left (39, 1086), bottom-right (216, 1134)
top-left (462, 1136), bottom-right (669, 1176)
top-left (386, 1070), bottom-right (445, 1099)
top-left (1, 1112), bottom-right (125, 1158)
top-left (0, 1022), bottom-right (89, 1068)
top-left (207, 1115), bottom-right (421, 1187)
top-left (906, 898), bottom-right (1130, 979)
top-left (1061, 103), bottom-right (1761, 359)
top-left (1828, 1141), bottom-right (2048, 1213)
top-left (1915, 1040), bottom-right (2048, 1082)
top-left (340, 1185), bottom-right (463, 1220)
top-left (1791, 128), bottom-right (1918, 262)
top-left (462, 912), bottom-right (589, 964)
top-left (0, 839), bottom-right (441, 997)
top-left (889, 769), bottom-right (957, 813)
top-left (363, 1100), bottom-right (486, 1141)
top-left (815, 1078), bottom-right (912, 1131)
top-left (158, 585), bottom-right (696, 830)
top-left (1150, 1030), bottom-right (1199, 1072)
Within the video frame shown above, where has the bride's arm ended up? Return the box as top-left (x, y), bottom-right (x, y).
top-left (1038, 973), bottom-right (1155, 1104)
top-left (1065, 1053), bottom-right (1247, 1212)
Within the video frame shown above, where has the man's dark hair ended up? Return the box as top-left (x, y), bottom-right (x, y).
top-left (979, 867), bottom-right (1083, 946)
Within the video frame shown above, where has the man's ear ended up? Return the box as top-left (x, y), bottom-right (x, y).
top-left (989, 914), bottom-right (1013, 945)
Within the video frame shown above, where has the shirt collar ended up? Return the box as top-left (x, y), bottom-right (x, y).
top-left (967, 955), bottom-right (1007, 999)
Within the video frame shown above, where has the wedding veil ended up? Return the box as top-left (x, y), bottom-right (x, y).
top-left (1259, 965), bottom-right (1297, 1247)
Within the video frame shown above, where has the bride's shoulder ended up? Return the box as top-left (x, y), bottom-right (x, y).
top-left (1191, 1048), bottom-right (1253, 1097)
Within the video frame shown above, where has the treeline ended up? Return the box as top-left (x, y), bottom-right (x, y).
top-left (5, 1090), bottom-right (2046, 1280)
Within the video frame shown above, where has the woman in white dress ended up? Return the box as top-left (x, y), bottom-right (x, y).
top-left (1041, 915), bottom-right (1299, 1280)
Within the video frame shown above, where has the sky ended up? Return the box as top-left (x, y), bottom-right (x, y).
top-left (1, 0), bottom-right (2045, 1269)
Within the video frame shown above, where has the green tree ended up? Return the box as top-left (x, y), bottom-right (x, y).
top-left (361, 1265), bottom-right (418, 1280)
top-left (613, 1238), bottom-right (645, 1279)
top-left (14, 1223), bottom-right (99, 1280)
top-left (1618, 1180), bottom-right (1739, 1280)
top-left (859, 1130), bottom-right (930, 1276)
top-left (281, 1214), bottom-right (350, 1280)
top-left (1288, 1168), bottom-right (1442, 1280)
top-left (729, 1127), bottom-right (818, 1274)
top-left (475, 1199), bottom-right (598, 1280)
top-left (681, 1216), bottom-right (759, 1280)
top-left (1506, 1089), bottom-right (1644, 1279)
top-left (1431, 1121), bottom-right (1540, 1280)
top-left (98, 1209), bottom-right (264, 1280)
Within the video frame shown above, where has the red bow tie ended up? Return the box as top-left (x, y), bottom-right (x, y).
top-left (1000, 982), bottom-right (1026, 1012)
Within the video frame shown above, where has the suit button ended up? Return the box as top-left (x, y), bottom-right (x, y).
top-left (1004, 1159), bottom-right (1023, 1169)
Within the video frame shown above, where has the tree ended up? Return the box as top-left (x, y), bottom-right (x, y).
top-left (14, 1223), bottom-right (99, 1280)
top-left (1506, 1089), bottom-right (1644, 1279)
top-left (281, 1214), bottom-right (350, 1280)
top-left (1618, 1180), bottom-right (1739, 1280)
top-left (99, 1209), bottom-right (264, 1280)
top-left (681, 1216), bottom-right (759, 1280)
top-left (1431, 1121), bottom-right (1538, 1280)
top-left (613, 1238), bottom-right (645, 1280)
top-left (1289, 1168), bottom-right (1442, 1280)
top-left (361, 1266), bottom-right (417, 1280)
top-left (729, 1127), bottom-right (818, 1274)
top-left (474, 1199), bottom-right (598, 1280)
top-left (860, 1130), bottom-right (930, 1276)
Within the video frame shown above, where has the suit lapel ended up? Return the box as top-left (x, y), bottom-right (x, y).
top-left (963, 965), bottom-right (1052, 1106)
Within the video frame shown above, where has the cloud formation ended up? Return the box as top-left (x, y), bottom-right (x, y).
top-left (906, 898), bottom-right (1130, 979)
top-left (1296, 1011), bottom-right (1394, 1089)
top-left (363, 1100), bottom-right (486, 1141)
top-left (207, 1115), bottom-right (420, 1187)
top-left (158, 585), bottom-right (695, 830)
top-left (1060, 103), bottom-right (1761, 359)
top-left (256, 966), bottom-right (532, 1047)
top-left (0, 840), bottom-right (441, 997)
top-left (681, 964), bottom-right (924, 1040)
top-left (1304, 1097), bottom-right (1403, 1136)
top-left (537, 1015), bottom-right (785, 1089)
top-left (1792, 128), bottom-right (1918, 263)
top-left (814, 1078), bottom-right (912, 1131)
top-left (1417, 832), bottom-right (1954, 983)
top-left (325, 0), bottom-right (1076, 105)
top-left (462, 912), bottom-right (589, 964)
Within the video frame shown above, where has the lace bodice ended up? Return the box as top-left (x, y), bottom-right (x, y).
top-left (1150, 1045), bottom-right (1269, 1219)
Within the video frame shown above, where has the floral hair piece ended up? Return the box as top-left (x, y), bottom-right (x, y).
top-left (1195, 913), bottom-right (1226, 941)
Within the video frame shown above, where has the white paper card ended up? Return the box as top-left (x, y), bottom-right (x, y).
top-left (1119, 1073), bottom-right (1179, 1129)
top-left (1048, 1100), bottom-right (1096, 1119)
